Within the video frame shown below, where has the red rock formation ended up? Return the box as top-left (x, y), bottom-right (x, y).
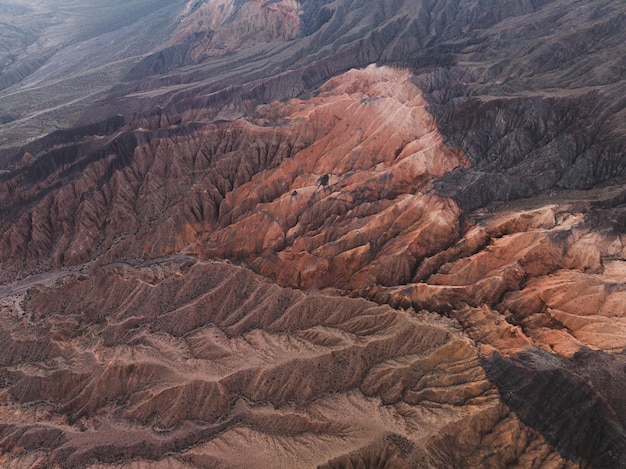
top-left (0, 260), bottom-right (573, 468)
top-left (0, 66), bottom-right (468, 289)
top-left (198, 66), bottom-right (469, 289)
top-left (2, 57), bottom-right (626, 467)
top-left (1, 0), bottom-right (626, 467)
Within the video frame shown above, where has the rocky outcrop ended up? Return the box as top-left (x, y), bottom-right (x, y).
top-left (430, 92), bottom-right (626, 210)
top-left (0, 259), bottom-right (571, 468)
top-left (1, 0), bottom-right (626, 467)
top-left (0, 66), bottom-right (468, 287)
top-left (363, 192), bottom-right (626, 467)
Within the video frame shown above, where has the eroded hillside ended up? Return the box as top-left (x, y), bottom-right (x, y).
top-left (1, 0), bottom-right (625, 467)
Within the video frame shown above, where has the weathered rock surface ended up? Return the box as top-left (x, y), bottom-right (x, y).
top-left (0, 0), bottom-right (625, 467)
top-left (0, 259), bottom-right (573, 468)
top-left (483, 348), bottom-right (626, 469)
top-left (366, 191), bottom-right (626, 467)
top-left (0, 66), bottom-right (468, 287)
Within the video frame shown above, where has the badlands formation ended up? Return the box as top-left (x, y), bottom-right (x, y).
top-left (1, 0), bottom-right (626, 467)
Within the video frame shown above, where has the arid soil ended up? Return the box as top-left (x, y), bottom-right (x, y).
top-left (1, 0), bottom-right (625, 467)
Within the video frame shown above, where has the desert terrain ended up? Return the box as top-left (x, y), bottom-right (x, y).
top-left (1, 0), bottom-right (625, 467)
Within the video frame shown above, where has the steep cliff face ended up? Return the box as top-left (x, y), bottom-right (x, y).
top-left (1, 0), bottom-right (625, 467)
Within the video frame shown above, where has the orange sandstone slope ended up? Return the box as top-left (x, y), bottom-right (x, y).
top-left (200, 66), bottom-right (469, 290)
top-left (0, 66), bottom-right (467, 285)
top-left (0, 259), bottom-right (572, 469)
top-left (1, 63), bottom-right (626, 469)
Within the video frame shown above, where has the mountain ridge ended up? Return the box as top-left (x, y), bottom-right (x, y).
top-left (1, 0), bottom-right (625, 467)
